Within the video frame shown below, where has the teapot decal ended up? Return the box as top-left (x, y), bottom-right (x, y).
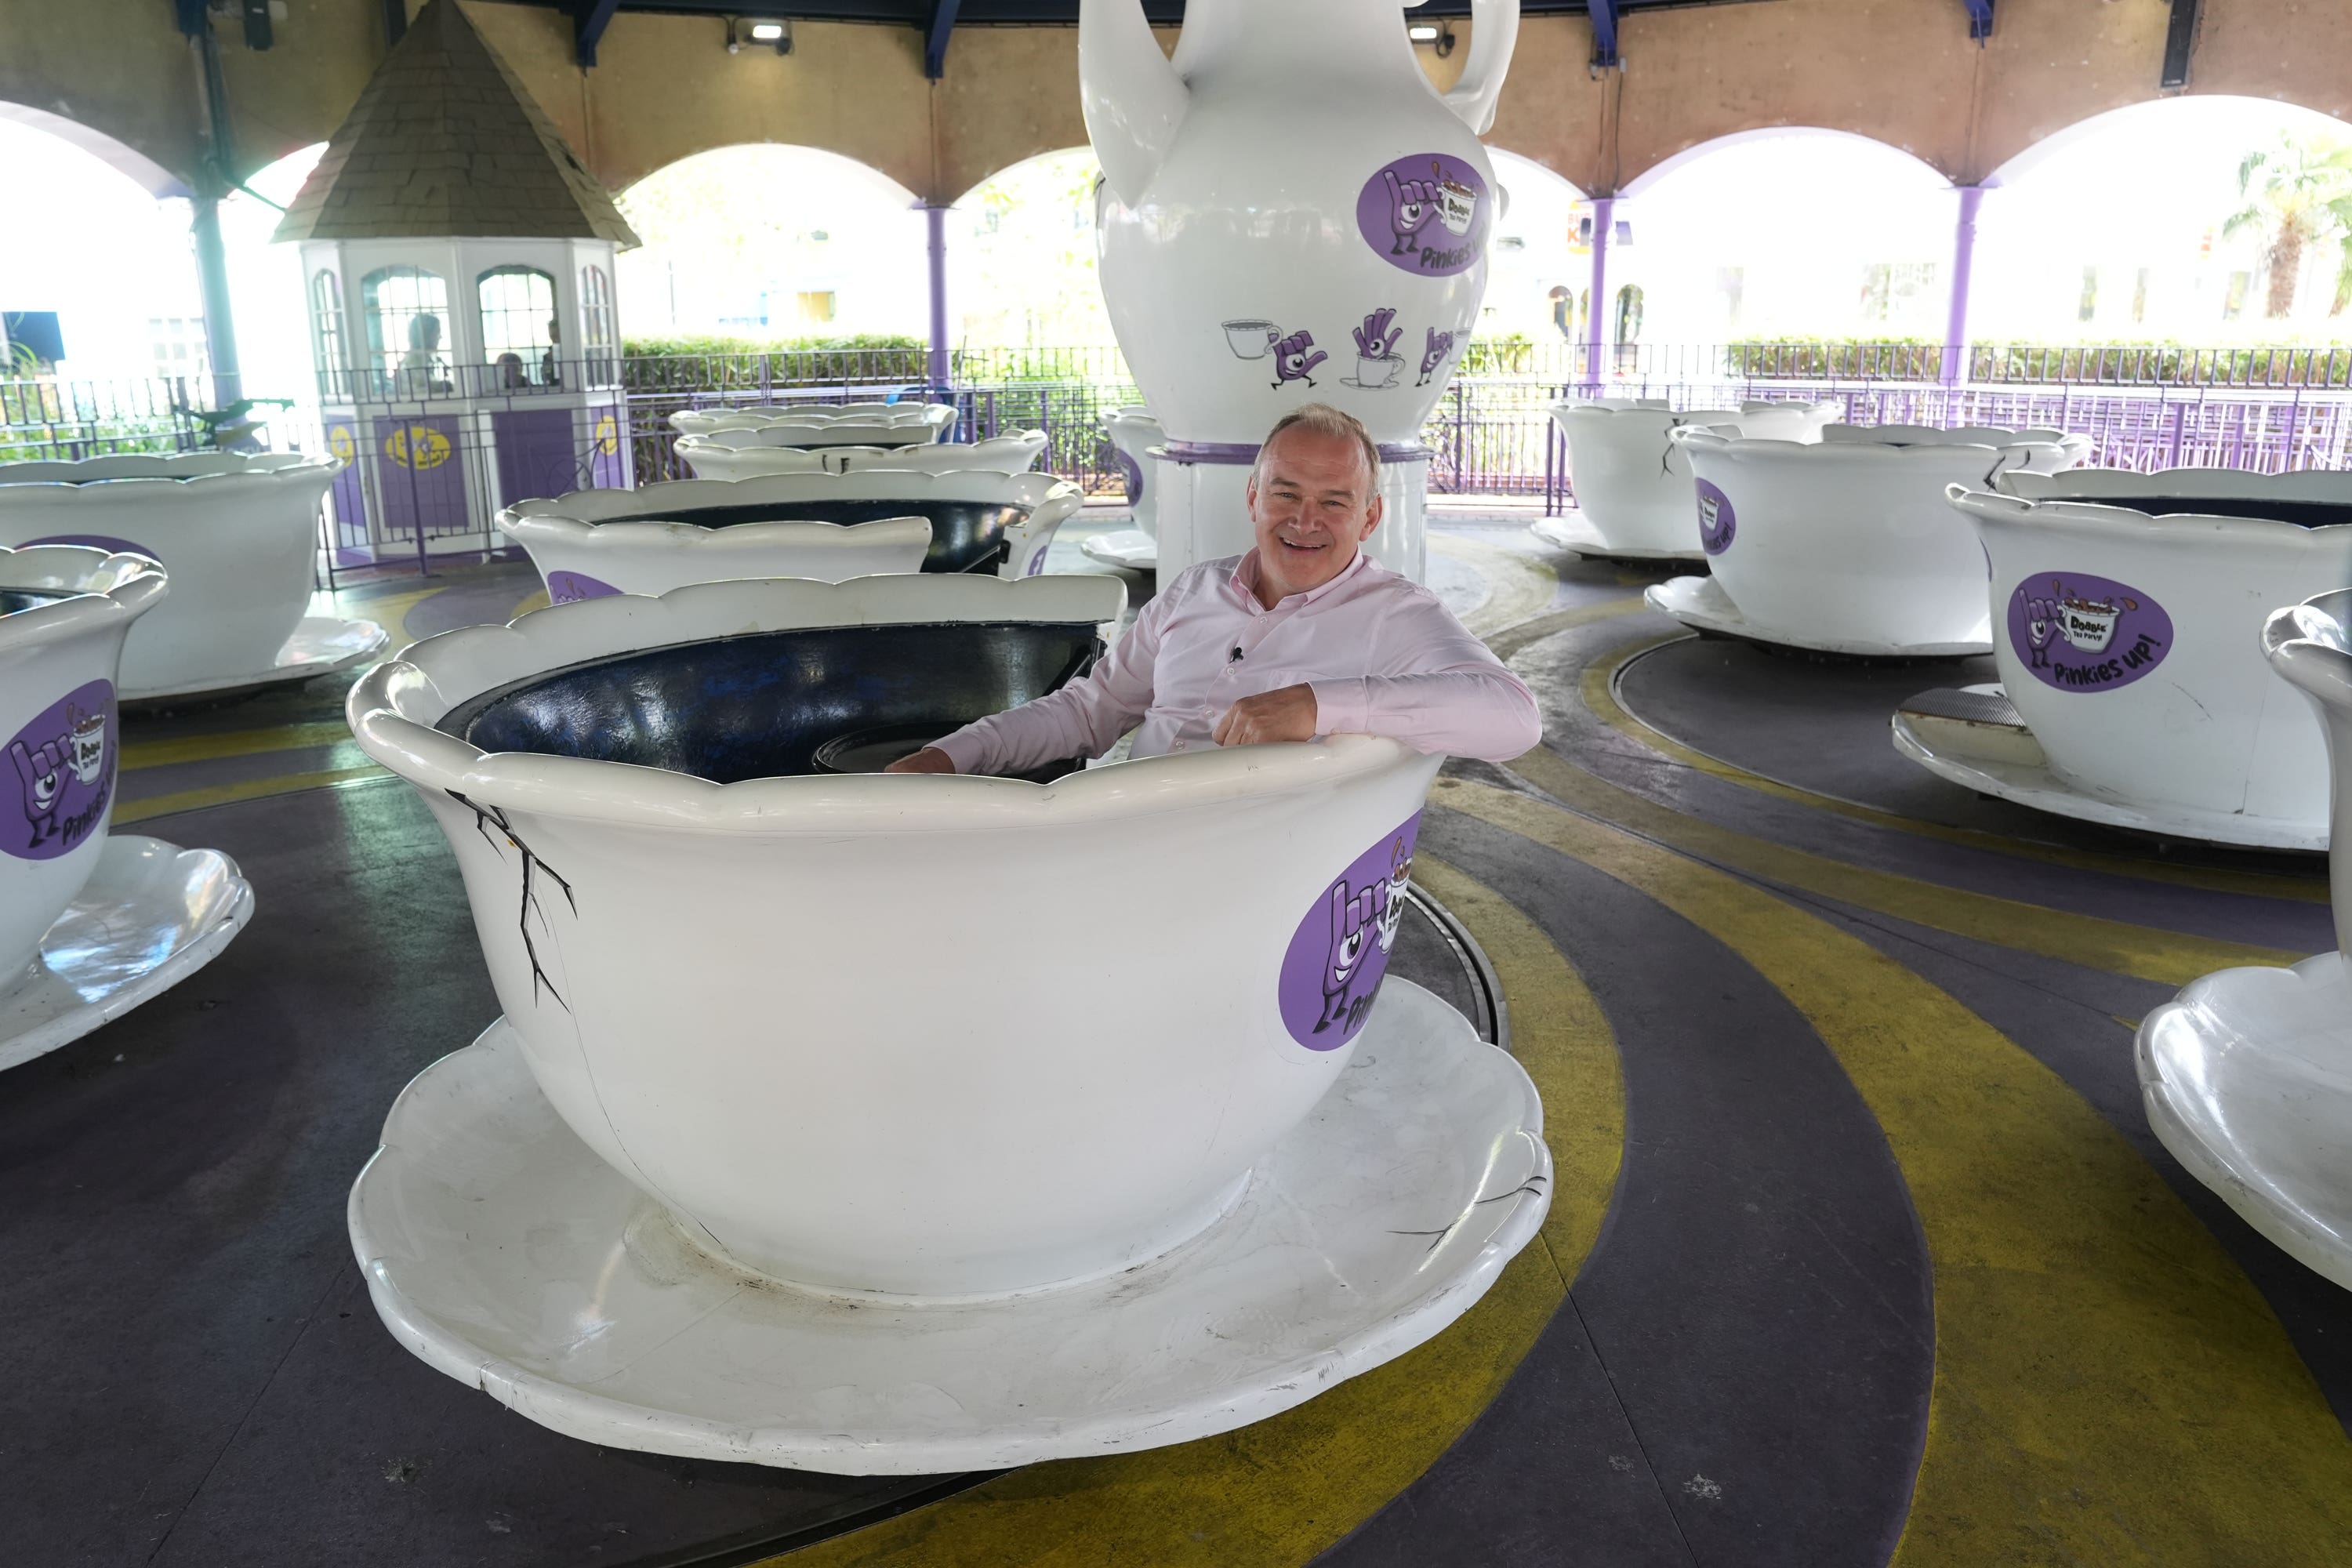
top-left (1080, 0), bottom-right (1521, 451)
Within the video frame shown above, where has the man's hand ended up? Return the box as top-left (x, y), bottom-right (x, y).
top-left (1214, 684), bottom-right (1319, 748)
top-left (883, 746), bottom-right (956, 775)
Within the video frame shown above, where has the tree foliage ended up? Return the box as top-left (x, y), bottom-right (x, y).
top-left (2222, 133), bottom-right (2352, 319)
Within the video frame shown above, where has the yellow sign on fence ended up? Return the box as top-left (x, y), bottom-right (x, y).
top-left (383, 423), bottom-right (452, 470)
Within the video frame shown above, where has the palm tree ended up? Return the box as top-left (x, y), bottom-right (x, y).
top-left (2223, 134), bottom-right (2352, 319)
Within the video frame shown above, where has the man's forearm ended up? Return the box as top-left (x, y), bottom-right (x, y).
top-left (931, 678), bottom-right (1134, 776)
top-left (1308, 669), bottom-right (1543, 762)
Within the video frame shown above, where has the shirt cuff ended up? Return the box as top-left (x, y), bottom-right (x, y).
top-left (1307, 677), bottom-right (1370, 737)
top-left (931, 724), bottom-right (990, 775)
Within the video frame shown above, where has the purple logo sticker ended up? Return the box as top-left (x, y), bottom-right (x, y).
top-left (1696, 481), bottom-right (1736, 555)
top-left (2008, 572), bottom-right (2173, 691)
top-left (7, 677), bottom-right (115, 862)
top-left (23, 533), bottom-right (151, 560)
top-left (1277, 813), bottom-right (1421, 1050)
top-left (1356, 155), bottom-right (1490, 277)
top-left (547, 570), bottom-right (621, 604)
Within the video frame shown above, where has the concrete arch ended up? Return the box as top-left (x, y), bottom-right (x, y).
top-left (0, 99), bottom-right (189, 198)
top-left (946, 145), bottom-right (1095, 211)
top-left (622, 141), bottom-right (923, 212)
top-left (1621, 125), bottom-right (1951, 201)
top-left (1986, 93), bottom-right (2352, 191)
top-left (1490, 145), bottom-right (1589, 209)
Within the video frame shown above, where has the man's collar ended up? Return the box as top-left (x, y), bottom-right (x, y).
top-left (1232, 547), bottom-right (1373, 610)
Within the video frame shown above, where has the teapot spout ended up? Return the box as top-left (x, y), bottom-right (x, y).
top-left (1080, 0), bottom-right (1189, 208)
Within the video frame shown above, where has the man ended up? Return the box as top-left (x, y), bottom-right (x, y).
top-left (884, 403), bottom-right (1541, 776)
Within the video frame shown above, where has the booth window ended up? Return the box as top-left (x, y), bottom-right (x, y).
top-left (580, 264), bottom-right (618, 388)
top-left (311, 269), bottom-right (347, 399)
top-left (362, 265), bottom-right (452, 399)
top-left (478, 266), bottom-right (558, 391)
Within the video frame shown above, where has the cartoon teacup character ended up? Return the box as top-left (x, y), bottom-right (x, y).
top-left (67, 704), bottom-right (106, 786)
top-left (1381, 168), bottom-right (1442, 256)
top-left (11, 733), bottom-right (68, 849)
top-left (2056, 583), bottom-right (2136, 653)
top-left (2023, 595), bottom-right (2059, 668)
top-left (1348, 307), bottom-right (1405, 388)
top-left (1272, 330), bottom-right (1327, 390)
top-left (1432, 165), bottom-right (1478, 237)
top-left (1222, 319), bottom-right (1281, 360)
top-left (1417, 328), bottom-right (1457, 387)
top-left (1317, 838), bottom-right (1414, 1034)
top-left (1318, 877), bottom-right (1381, 1033)
top-left (1375, 837), bottom-right (1412, 956)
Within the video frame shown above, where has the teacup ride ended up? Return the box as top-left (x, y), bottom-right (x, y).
top-left (0, 545), bottom-right (254, 1070)
top-left (2136, 588), bottom-right (2352, 1287)
top-left (0, 453), bottom-right (387, 705)
top-left (675, 429), bottom-right (1047, 481)
top-left (500, 470), bottom-right (1086, 601)
top-left (1081, 404), bottom-right (1167, 573)
top-left (1896, 470), bottom-right (2352, 849)
top-left (667, 402), bottom-right (959, 444)
top-left (1532, 398), bottom-right (1842, 563)
top-left (343, 575), bottom-right (1548, 1471)
top-left (1646, 424), bottom-right (2090, 658)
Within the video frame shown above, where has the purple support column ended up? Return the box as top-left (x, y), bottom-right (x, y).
top-left (1941, 184), bottom-right (1984, 389)
top-left (924, 203), bottom-right (951, 393)
top-left (1584, 194), bottom-right (1614, 390)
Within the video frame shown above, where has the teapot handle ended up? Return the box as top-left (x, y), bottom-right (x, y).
top-left (1439, 0), bottom-right (1521, 136)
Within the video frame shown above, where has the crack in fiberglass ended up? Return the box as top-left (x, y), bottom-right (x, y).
top-left (450, 790), bottom-right (577, 1011)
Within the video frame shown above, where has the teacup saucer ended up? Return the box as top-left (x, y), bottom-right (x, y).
top-left (1892, 688), bottom-right (2322, 851)
top-left (349, 979), bottom-right (1549, 1475)
top-left (0, 833), bottom-right (255, 1071)
top-left (1529, 514), bottom-right (1703, 564)
top-left (1645, 575), bottom-right (1992, 659)
top-left (2140, 953), bottom-right (2352, 1287)
top-left (124, 615), bottom-right (389, 705)
top-left (1078, 529), bottom-right (1159, 572)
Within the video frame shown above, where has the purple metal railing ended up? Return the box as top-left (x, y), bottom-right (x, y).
top-left (1532, 379), bottom-right (2352, 514)
top-left (10, 343), bottom-right (2352, 566)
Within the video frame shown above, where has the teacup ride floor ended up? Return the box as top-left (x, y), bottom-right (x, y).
top-left (15, 519), bottom-right (2352, 1566)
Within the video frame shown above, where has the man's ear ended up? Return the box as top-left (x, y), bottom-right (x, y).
top-left (1359, 493), bottom-right (1385, 542)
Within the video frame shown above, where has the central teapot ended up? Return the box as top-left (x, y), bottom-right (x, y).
top-left (1082, 0), bottom-right (1520, 452)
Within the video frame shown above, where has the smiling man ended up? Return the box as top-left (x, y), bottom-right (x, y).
top-left (885, 403), bottom-right (1541, 775)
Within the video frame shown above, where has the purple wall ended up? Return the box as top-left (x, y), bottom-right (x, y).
top-left (493, 408), bottom-right (582, 507)
top-left (370, 415), bottom-right (469, 541)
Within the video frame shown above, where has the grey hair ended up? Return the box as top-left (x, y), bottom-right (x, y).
top-left (1256, 403), bottom-right (1381, 498)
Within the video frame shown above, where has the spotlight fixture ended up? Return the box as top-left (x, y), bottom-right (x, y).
top-left (726, 15), bottom-right (793, 54)
top-left (1406, 21), bottom-right (1455, 56)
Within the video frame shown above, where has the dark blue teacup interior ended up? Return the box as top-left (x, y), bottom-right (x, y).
top-left (438, 620), bottom-right (1102, 785)
top-left (0, 588), bottom-right (77, 617)
top-left (2059, 494), bottom-right (2352, 530)
top-left (598, 496), bottom-right (1021, 574)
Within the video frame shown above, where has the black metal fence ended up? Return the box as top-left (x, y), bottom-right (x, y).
top-left (0, 376), bottom-right (204, 463)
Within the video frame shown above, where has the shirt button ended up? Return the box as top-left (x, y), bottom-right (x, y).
top-left (1172, 741), bottom-right (1189, 751)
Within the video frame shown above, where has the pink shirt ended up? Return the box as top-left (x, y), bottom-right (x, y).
top-left (934, 550), bottom-right (1542, 776)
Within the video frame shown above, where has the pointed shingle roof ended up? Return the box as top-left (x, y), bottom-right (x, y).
top-left (274, 0), bottom-right (639, 247)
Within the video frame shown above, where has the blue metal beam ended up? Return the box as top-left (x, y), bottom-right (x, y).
top-left (575, 0), bottom-right (622, 67)
top-left (1589, 0), bottom-right (1620, 69)
top-left (2160, 0), bottom-right (2200, 87)
top-left (1962, 0), bottom-right (1994, 41)
top-left (924, 0), bottom-right (962, 79)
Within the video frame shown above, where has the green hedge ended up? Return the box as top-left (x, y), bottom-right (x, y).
top-left (622, 334), bottom-right (929, 390)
